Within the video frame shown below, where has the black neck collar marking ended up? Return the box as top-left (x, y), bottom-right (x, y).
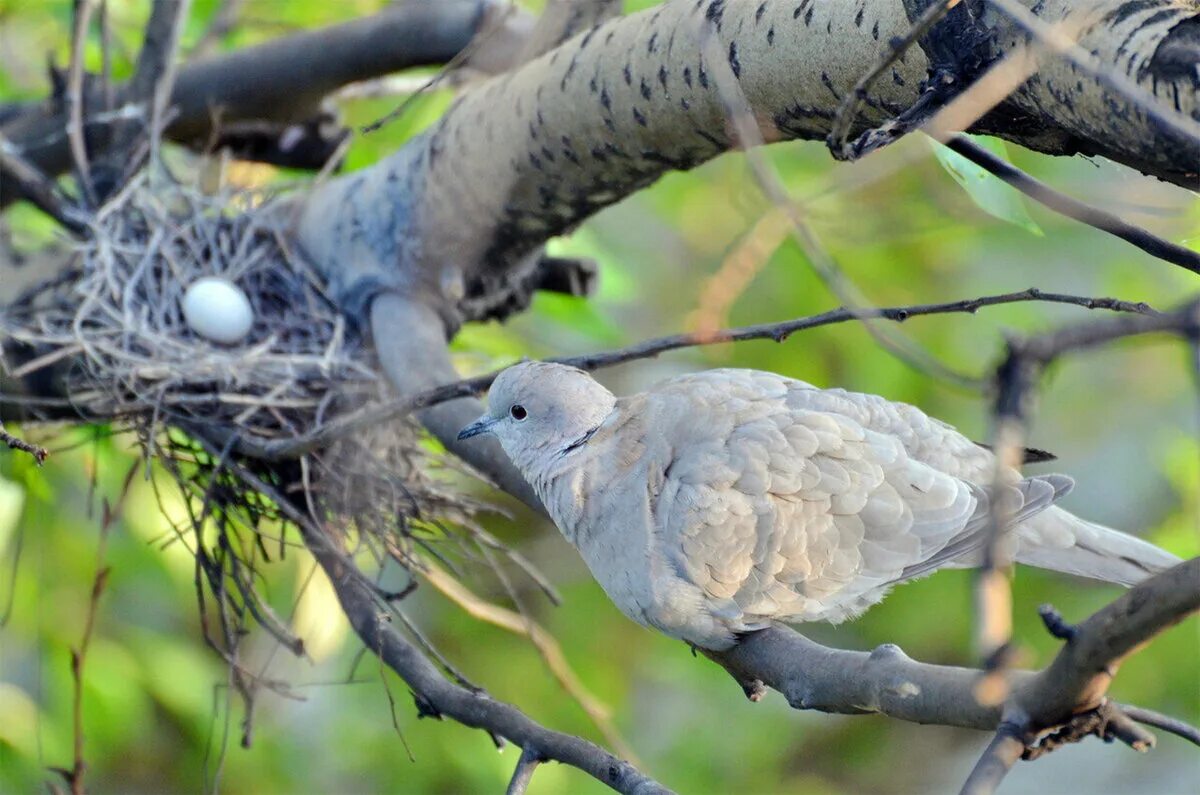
top-left (559, 425), bottom-right (599, 457)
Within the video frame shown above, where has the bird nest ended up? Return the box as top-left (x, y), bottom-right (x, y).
top-left (0, 177), bottom-right (503, 656)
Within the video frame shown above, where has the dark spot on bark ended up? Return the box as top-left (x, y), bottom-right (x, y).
top-left (705, 0), bottom-right (726, 29)
top-left (854, 7), bottom-right (864, 27)
top-left (658, 65), bottom-right (669, 89)
top-left (648, 31), bottom-right (659, 53)
top-left (600, 87), bottom-right (612, 111)
top-left (1147, 14), bottom-right (1200, 87)
top-left (728, 42), bottom-right (741, 78)
top-left (561, 55), bottom-right (579, 91)
top-left (589, 76), bottom-right (598, 94)
top-left (624, 63), bottom-right (633, 85)
top-left (871, 19), bottom-right (879, 40)
top-left (767, 26), bottom-right (775, 45)
top-left (580, 27), bottom-right (596, 49)
top-left (755, 2), bottom-right (767, 23)
top-left (680, 97), bottom-right (691, 110)
top-left (820, 71), bottom-right (840, 99)
top-left (606, 29), bottom-right (616, 44)
top-left (892, 68), bottom-right (905, 87)
top-left (536, 109), bottom-right (545, 127)
top-left (1104, 0), bottom-right (1165, 28)
top-left (683, 66), bottom-right (693, 87)
top-left (590, 145), bottom-right (608, 162)
top-left (695, 128), bottom-right (724, 149)
top-left (540, 146), bottom-right (555, 163)
top-left (528, 152), bottom-right (543, 170)
top-left (640, 78), bottom-right (652, 100)
top-left (641, 149), bottom-right (692, 169)
top-left (528, 122), bottom-right (538, 140)
top-left (698, 62), bottom-right (709, 88)
top-left (633, 107), bottom-right (648, 126)
top-left (805, 5), bottom-right (815, 26)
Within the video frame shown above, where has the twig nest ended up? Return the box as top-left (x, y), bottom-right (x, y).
top-left (182, 276), bottom-right (255, 344)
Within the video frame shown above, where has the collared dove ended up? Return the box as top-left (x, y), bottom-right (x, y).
top-left (458, 362), bottom-right (1180, 650)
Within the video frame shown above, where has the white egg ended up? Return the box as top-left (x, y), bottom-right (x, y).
top-left (181, 277), bottom-right (255, 345)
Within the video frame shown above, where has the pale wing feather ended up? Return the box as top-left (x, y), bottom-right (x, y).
top-left (641, 370), bottom-right (1001, 625)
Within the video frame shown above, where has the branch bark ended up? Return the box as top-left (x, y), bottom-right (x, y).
top-left (209, 450), bottom-right (671, 795)
top-left (706, 558), bottom-right (1198, 731)
top-left (296, 0), bottom-right (1198, 326)
top-left (0, 1), bottom-right (496, 209)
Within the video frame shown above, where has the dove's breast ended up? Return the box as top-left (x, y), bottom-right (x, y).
top-left (530, 417), bottom-right (749, 648)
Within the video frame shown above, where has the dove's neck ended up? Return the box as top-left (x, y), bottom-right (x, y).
top-left (518, 413), bottom-right (620, 544)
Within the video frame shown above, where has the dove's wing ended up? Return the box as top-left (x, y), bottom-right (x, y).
top-left (767, 376), bottom-right (1178, 583)
top-left (639, 370), bottom-right (1065, 626)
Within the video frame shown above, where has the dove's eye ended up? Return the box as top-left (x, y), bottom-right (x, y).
top-left (510, 404), bottom-right (528, 421)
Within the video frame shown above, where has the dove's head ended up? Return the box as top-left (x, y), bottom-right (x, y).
top-left (457, 362), bottom-right (616, 466)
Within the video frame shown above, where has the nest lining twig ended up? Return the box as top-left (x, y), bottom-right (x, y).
top-left (0, 172), bottom-right (523, 624)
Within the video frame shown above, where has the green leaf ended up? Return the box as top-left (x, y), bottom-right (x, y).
top-left (931, 136), bottom-right (1044, 236)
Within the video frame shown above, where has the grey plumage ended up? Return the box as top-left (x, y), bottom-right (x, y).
top-left (458, 362), bottom-right (1180, 650)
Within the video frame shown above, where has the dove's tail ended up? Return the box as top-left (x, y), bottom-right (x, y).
top-left (1015, 506), bottom-right (1180, 586)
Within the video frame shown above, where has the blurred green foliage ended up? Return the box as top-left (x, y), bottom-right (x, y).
top-left (2, 1), bottom-right (1198, 794)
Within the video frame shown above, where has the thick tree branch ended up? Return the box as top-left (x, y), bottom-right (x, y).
top-left (208, 451), bottom-right (671, 795)
top-left (705, 559), bottom-right (1197, 730)
top-left (297, 0), bottom-right (1197, 326)
top-left (0, 1), bottom-right (496, 209)
top-left (517, 0), bottom-right (623, 62)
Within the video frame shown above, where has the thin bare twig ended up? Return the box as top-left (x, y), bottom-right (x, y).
top-left (66, 0), bottom-right (98, 207)
top-left (359, 4), bottom-right (521, 135)
top-left (229, 289), bottom-right (1158, 462)
top-left (943, 135), bottom-right (1200, 276)
top-left (699, 15), bottom-right (980, 390)
top-left (100, 0), bottom-right (192, 200)
top-left (828, 0), bottom-right (961, 156)
top-left (0, 134), bottom-right (87, 233)
top-left (0, 422), bottom-right (48, 464)
top-left (506, 745), bottom-right (545, 795)
top-left (55, 460), bottom-right (137, 795)
top-left (1116, 703), bottom-right (1200, 748)
top-left (959, 724), bottom-right (1026, 795)
top-left (419, 558), bottom-right (636, 762)
top-left (198, 442), bottom-right (672, 795)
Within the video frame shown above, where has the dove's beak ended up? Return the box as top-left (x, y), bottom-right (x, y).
top-left (457, 415), bottom-right (499, 440)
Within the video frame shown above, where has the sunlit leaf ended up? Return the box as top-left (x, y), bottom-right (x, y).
top-left (931, 136), bottom-right (1043, 236)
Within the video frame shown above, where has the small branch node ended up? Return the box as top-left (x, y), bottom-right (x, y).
top-left (506, 745), bottom-right (546, 795)
top-left (1, 425), bottom-right (49, 465)
top-left (1037, 603), bottom-right (1077, 641)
